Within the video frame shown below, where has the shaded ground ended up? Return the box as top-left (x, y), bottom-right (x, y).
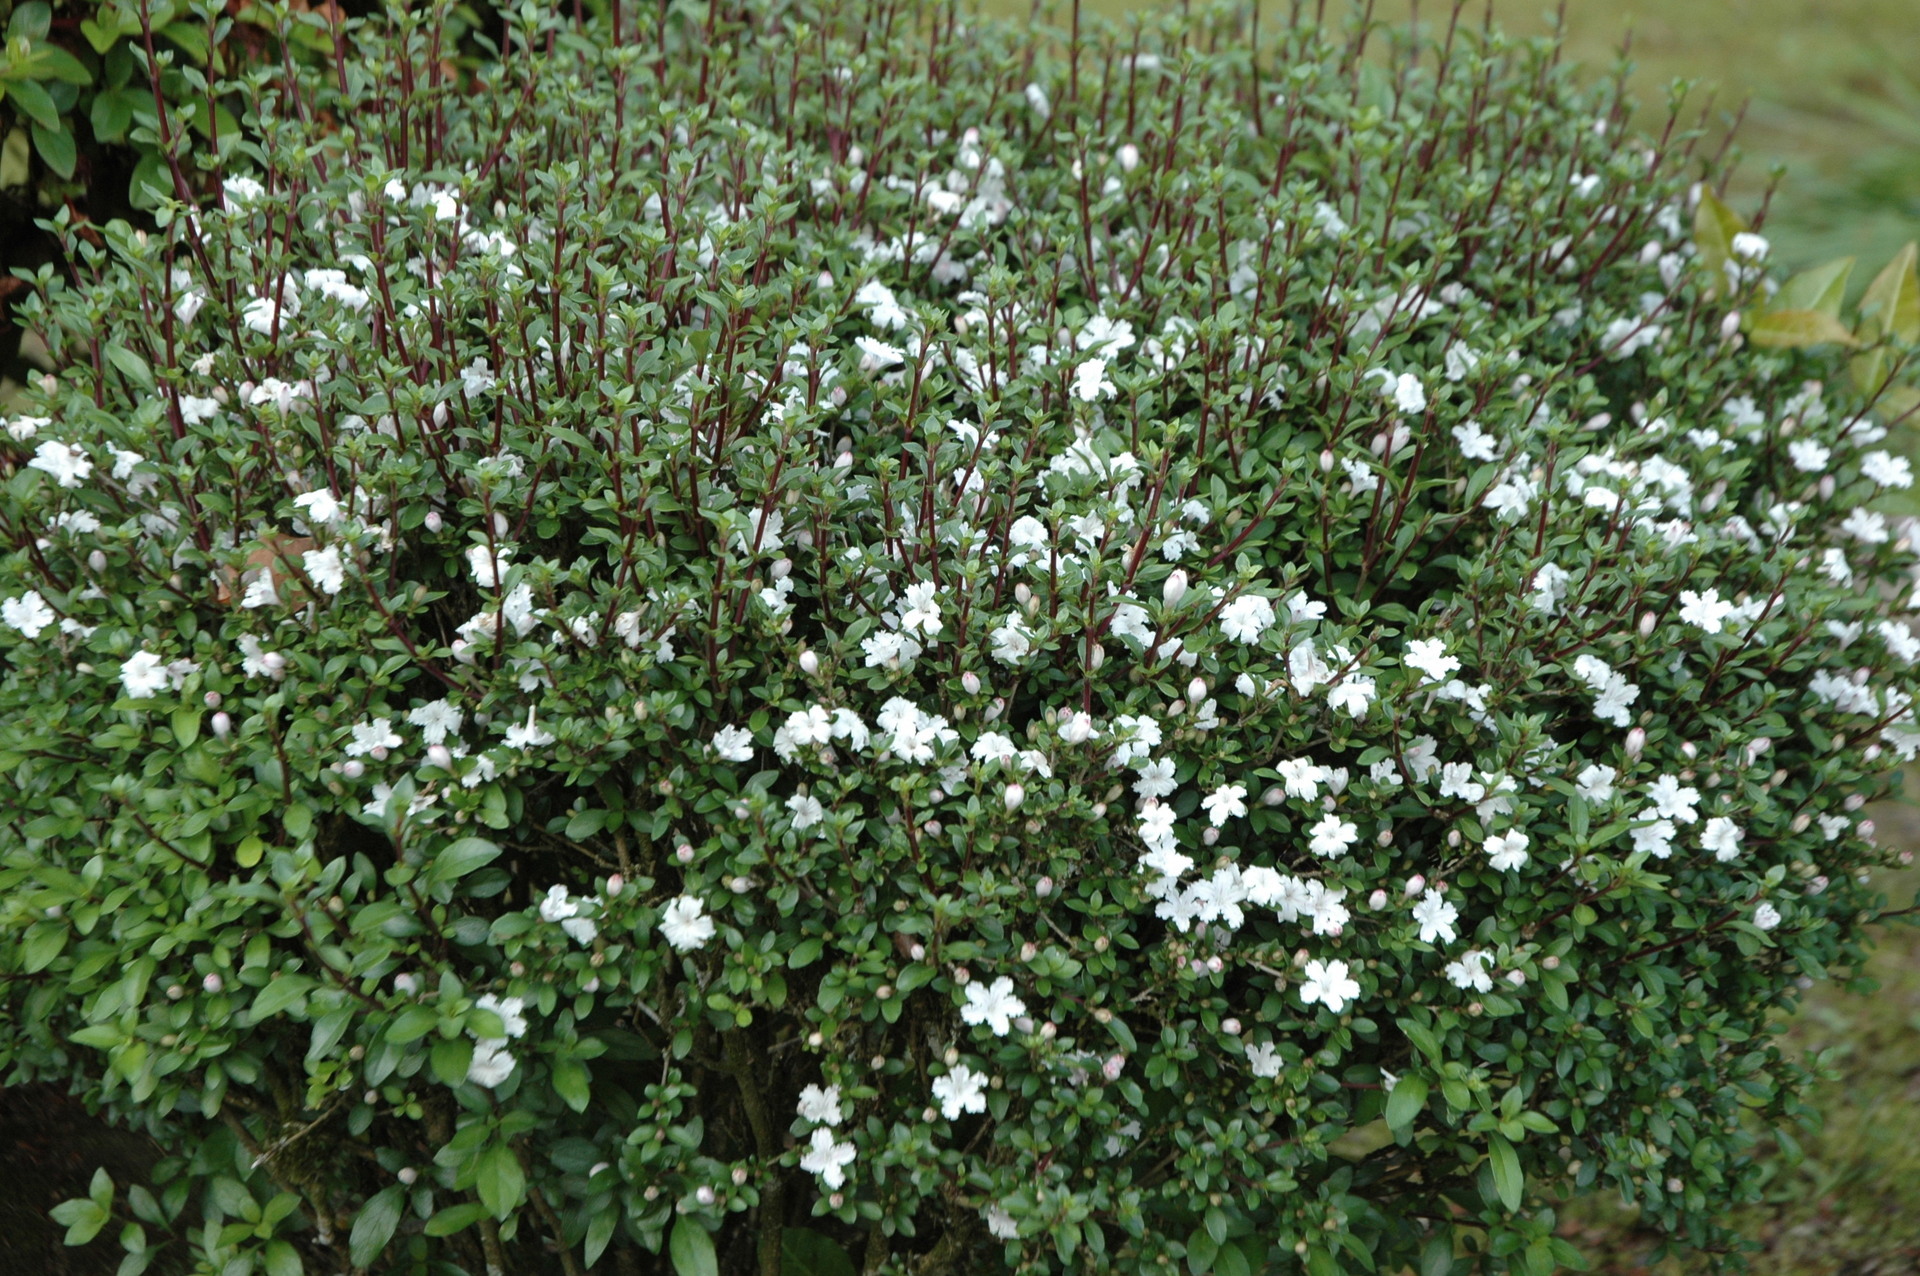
top-left (0, 1085), bottom-right (166, 1276)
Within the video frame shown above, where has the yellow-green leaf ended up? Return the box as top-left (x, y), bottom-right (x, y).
top-left (1692, 189), bottom-right (1746, 295)
top-left (1771, 257), bottom-right (1853, 320)
top-left (1858, 242), bottom-right (1920, 346)
top-left (1746, 309), bottom-right (1857, 350)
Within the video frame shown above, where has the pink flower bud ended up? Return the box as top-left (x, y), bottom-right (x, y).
top-left (1221, 1018), bottom-right (1242, 1036)
top-left (211, 712), bottom-right (232, 739)
top-left (1206, 956), bottom-right (1224, 973)
top-left (1162, 570), bottom-right (1188, 608)
top-left (1187, 677), bottom-right (1208, 703)
top-left (607, 874), bottom-right (625, 896)
top-left (342, 759), bottom-right (365, 780)
top-left (676, 844), bottom-right (695, 864)
top-left (203, 690), bottom-right (222, 708)
top-left (962, 671), bottom-right (981, 695)
top-left (1103, 1053), bottom-right (1126, 1080)
top-left (424, 511), bottom-right (443, 532)
top-left (1035, 876), bottom-right (1053, 898)
top-left (1368, 889), bottom-right (1388, 909)
top-left (1405, 875), bottom-right (1425, 896)
top-left (1625, 727), bottom-right (1646, 760)
top-left (202, 973), bottom-right (224, 993)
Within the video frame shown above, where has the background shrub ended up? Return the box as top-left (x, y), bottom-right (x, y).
top-left (3, 2), bottom-right (1919, 1274)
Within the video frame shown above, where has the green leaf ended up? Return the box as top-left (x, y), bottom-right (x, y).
top-left (670, 1216), bottom-right (720, 1276)
top-left (130, 152), bottom-right (171, 208)
top-left (1384, 1074), bottom-right (1428, 1132)
top-left (1770, 256), bottom-right (1853, 318)
top-left (386, 1005), bottom-right (438, 1045)
top-left (1691, 188), bottom-right (1746, 294)
top-left (79, 17), bottom-right (122, 54)
top-left (263, 1239), bottom-right (302, 1276)
top-left (91, 89), bottom-right (136, 143)
top-left (158, 21), bottom-right (209, 63)
top-left (30, 120), bottom-right (75, 182)
top-left (1488, 1132), bottom-right (1523, 1212)
top-left (584, 1206), bottom-right (620, 1268)
top-left (1746, 309), bottom-right (1857, 350)
top-left (170, 707), bottom-right (201, 747)
top-left (423, 1202), bottom-right (488, 1236)
top-left (7, 78), bottom-right (62, 132)
top-left (430, 1037), bottom-right (473, 1086)
top-left (22, 921), bottom-right (66, 973)
top-left (50, 1197), bottom-right (109, 1246)
top-left (235, 836), bottom-right (265, 868)
top-left (475, 1143), bottom-right (525, 1220)
top-left (428, 836), bottom-right (501, 886)
top-left (552, 1055), bottom-right (591, 1112)
top-left (1858, 242), bottom-right (1920, 345)
top-left (34, 46), bottom-right (95, 86)
top-left (249, 975), bottom-right (314, 1020)
top-left (8, 2), bottom-right (52, 42)
top-left (1185, 1224), bottom-right (1219, 1275)
top-left (780, 1227), bottom-right (857, 1276)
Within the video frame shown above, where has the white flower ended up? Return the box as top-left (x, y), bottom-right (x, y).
top-left (1863, 450), bottom-right (1913, 489)
top-left (1275, 758), bottom-right (1327, 801)
top-left (1298, 959), bottom-right (1360, 1014)
top-left (1451, 420), bottom-right (1498, 461)
top-left (1445, 950), bottom-right (1493, 992)
top-left (409, 700), bottom-right (464, 745)
top-left (1485, 830), bottom-right (1529, 872)
top-left (1678, 588), bottom-right (1736, 635)
top-left (659, 895), bottom-right (716, 952)
top-left (345, 717), bottom-right (403, 757)
top-left (1380, 372), bottom-right (1426, 414)
top-left (223, 175), bottom-right (266, 205)
top-left (1, 591), bottom-right (55, 638)
top-left (466, 543), bottom-right (512, 587)
top-left (855, 279), bottom-right (908, 330)
top-left (1730, 231), bottom-right (1770, 261)
top-left (1132, 757), bottom-right (1178, 800)
top-left (796, 1083), bottom-right (844, 1126)
top-left (1643, 774), bottom-right (1700, 824)
top-left (473, 992), bottom-right (528, 1039)
top-left (1218, 594), bottom-right (1276, 644)
top-left (1326, 675), bottom-right (1376, 717)
top-left (1437, 762), bottom-right (1485, 803)
top-left (989, 614), bottom-right (1035, 665)
top-left (1201, 783), bottom-right (1248, 827)
top-left (503, 707), bottom-right (555, 749)
top-left (1753, 902), bottom-right (1782, 931)
top-left (1411, 889), bottom-right (1458, 944)
top-left (799, 1127), bottom-right (856, 1189)
top-left (786, 793), bottom-right (826, 831)
top-left (898, 581), bottom-right (942, 636)
top-left (854, 335), bottom-right (905, 370)
top-left (932, 1065), bottom-right (988, 1119)
top-left (119, 650), bottom-right (169, 699)
top-left (1444, 343), bottom-right (1482, 382)
top-left (960, 975), bottom-right (1026, 1037)
top-left (712, 725), bottom-right (755, 761)
top-left (539, 884), bottom-right (580, 923)
top-left (466, 1040), bottom-right (515, 1087)
top-left (1787, 439), bottom-right (1830, 473)
top-left (984, 1206), bottom-right (1019, 1240)
top-left (1630, 817), bottom-right (1677, 858)
top-left (1071, 357), bottom-right (1116, 402)
top-left (294, 488), bottom-right (345, 525)
top-left (1288, 639), bottom-right (1331, 692)
top-left (1308, 814), bottom-right (1359, 858)
top-left (1245, 1042), bottom-right (1282, 1079)
top-left (1701, 816), bottom-right (1743, 862)
top-left (1575, 764), bottom-right (1617, 803)
top-left (1404, 637), bottom-right (1459, 683)
top-left (28, 440), bottom-right (92, 488)
top-left (303, 545), bottom-right (347, 595)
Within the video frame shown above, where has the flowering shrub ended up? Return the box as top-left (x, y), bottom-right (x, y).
top-left (4, 2), bottom-right (1919, 1274)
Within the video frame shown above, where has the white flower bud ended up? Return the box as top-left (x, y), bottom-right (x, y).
top-left (342, 759), bottom-right (365, 780)
top-left (89, 549), bottom-right (108, 572)
top-left (427, 744), bottom-right (453, 769)
top-left (1035, 876), bottom-right (1053, 898)
top-left (1221, 1018), bottom-right (1241, 1036)
top-left (398, 1167), bottom-right (418, 1185)
top-left (1202, 826), bottom-right (1220, 846)
top-left (1162, 569), bottom-right (1188, 608)
top-left (424, 510), bottom-right (443, 532)
top-left (492, 512), bottom-right (509, 537)
top-left (798, 650), bottom-right (819, 675)
top-left (1187, 677), bottom-right (1208, 704)
top-left (1639, 612), bottom-right (1656, 637)
top-left (1625, 727), bottom-right (1646, 760)
top-left (1003, 782), bottom-right (1026, 812)
top-left (607, 873), bottom-right (625, 896)
top-left (1118, 143), bottom-right (1141, 171)
top-left (696, 1186), bottom-right (716, 1206)
top-left (1720, 311), bottom-right (1742, 341)
top-left (1506, 970), bottom-right (1526, 987)
top-left (1368, 889), bottom-right (1388, 909)
top-left (1206, 956), bottom-right (1224, 974)
top-left (211, 711), bottom-right (232, 739)
top-left (1263, 786), bottom-right (1285, 806)
top-left (1405, 875), bottom-right (1425, 896)
top-left (961, 671), bottom-right (982, 696)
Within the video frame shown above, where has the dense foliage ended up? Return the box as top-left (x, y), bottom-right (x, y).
top-left (4, 1), bottom-right (1919, 1273)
